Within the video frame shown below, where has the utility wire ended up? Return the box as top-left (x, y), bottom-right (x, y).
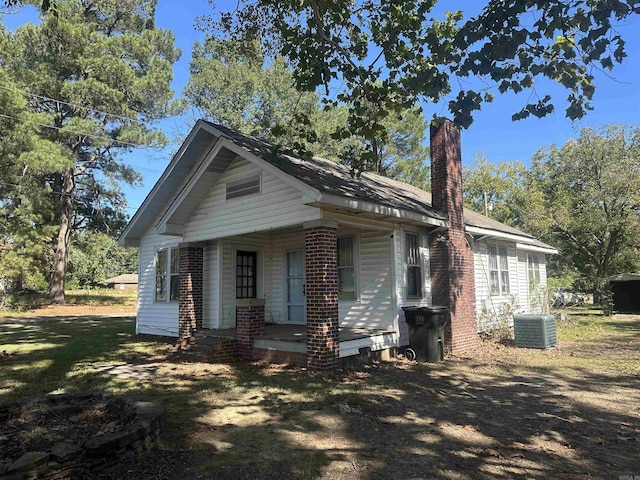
top-left (0, 112), bottom-right (145, 148)
top-left (0, 83), bottom-right (145, 125)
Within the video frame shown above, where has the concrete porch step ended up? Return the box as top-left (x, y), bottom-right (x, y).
top-left (192, 331), bottom-right (234, 346)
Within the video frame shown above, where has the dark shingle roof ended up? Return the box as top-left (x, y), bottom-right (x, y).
top-left (206, 122), bottom-right (446, 221)
top-left (207, 122), bottom-right (538, 240)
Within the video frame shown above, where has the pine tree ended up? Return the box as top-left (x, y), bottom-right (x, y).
top-left (0, 0), bottom-right (183, 303)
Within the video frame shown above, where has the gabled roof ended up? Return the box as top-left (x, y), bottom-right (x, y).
top-left (206, 122), bottom-right (448, 222)
top-left (119, 120), bottom-right (219, 245)
top-left (119, 120), bottom-right (554, 251)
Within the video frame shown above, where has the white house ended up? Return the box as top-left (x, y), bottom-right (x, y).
top-left (119, 119), bottom-right (556, 369)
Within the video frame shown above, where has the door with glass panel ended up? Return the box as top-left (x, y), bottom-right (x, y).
top-left (286, 250), bottom-right (305, 324)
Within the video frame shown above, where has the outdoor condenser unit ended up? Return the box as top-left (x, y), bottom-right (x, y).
top-left (513, 314), bottom-right (557, 349)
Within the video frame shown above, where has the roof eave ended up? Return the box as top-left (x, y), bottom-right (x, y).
top-left (311, 193), bottom-right (448, 228)
top-left (467, 225), bottom-right (534, 244)
top-left (118, 119), bottom-right (217, 247)
top-left (515, 243), bottom-right (559, 255)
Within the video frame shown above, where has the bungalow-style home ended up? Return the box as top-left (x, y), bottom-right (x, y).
top-left (119, 119), bottom-right (556, 369)
top-left (104, 273), bottom-right (139, 292)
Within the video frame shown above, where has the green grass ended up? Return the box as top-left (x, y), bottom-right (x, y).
top-left (555, 306), bottom-right (608, 341)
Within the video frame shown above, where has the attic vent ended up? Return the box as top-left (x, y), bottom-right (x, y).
top-left (226, 174), bottom-right (261, 200)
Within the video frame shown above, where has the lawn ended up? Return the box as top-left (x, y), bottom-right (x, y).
top-left (1, 304), bottom-right (639, 479)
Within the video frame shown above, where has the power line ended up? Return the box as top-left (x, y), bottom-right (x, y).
top-left (0, 83), bottom-right (144, 125)
top-left (0, 112), bottom-right (144, 147)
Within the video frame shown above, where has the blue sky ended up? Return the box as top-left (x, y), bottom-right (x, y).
top-left (3, 1), bottom-right (640, 215)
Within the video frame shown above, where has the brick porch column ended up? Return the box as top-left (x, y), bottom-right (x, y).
top-left (304, 220), bottom-right (339, 370)
top-left (236, 299), bottom-right (265, 359)
top-left (430, 120), bottom-right (478, 353)
top-left (178, 245), bottom-right (203, 339)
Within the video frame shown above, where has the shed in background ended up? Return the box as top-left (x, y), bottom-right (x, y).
top-left (610, 273), bottom-right (640, 313)
top-left (104, 274), bottom-right (139, 292)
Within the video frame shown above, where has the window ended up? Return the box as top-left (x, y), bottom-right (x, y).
top-left (406, 233), bottom-right (422, 298)
top-left (488, 244), bottom-right (510, 295)
top-left (156, 247), bottom-right (180, 302)
top-left (528, 254), bottom-right (541, 287)
top-left (337, 236), bottom-right (356, 300)
top-left (226, 174), bottom-right (261, 200)
top-left (236, 251), bottom-right (257, 299)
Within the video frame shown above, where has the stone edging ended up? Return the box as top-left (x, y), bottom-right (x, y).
top-left (0, 392), bottom-right (164, 479)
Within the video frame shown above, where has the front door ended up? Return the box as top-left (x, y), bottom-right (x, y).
top-left (286, 250), bottom-right (305, 324)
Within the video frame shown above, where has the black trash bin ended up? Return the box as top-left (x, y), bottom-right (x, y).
top-left (402, 306), bottom-right (449, 362)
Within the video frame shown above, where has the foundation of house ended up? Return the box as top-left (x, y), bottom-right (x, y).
top-left (177, 324), bottom-right (397, 368)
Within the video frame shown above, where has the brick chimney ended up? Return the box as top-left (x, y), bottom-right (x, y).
top-left (429, 119), bottom-right (478, 353)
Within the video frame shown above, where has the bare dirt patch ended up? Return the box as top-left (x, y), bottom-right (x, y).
top-left (4, 303), bottom-right (137, 319)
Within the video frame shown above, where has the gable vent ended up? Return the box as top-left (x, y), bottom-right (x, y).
top-left (226, 174), bottom-right (261, 200)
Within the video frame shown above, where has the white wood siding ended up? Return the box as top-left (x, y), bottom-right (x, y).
top-left (203, 243), bottom-right (218, 328)
top-left (517, 251), bottom-right (529, 313)
top-left (183, 157), bottom-right (321, 242)
top-left (137, 230), bottom-right (182, 336)
top-left (516, 250), bottom-right (549, 314)
top-left (339, 229), bottom-right (395, 331)
top-left (473, 240), bottom-right (520, 331)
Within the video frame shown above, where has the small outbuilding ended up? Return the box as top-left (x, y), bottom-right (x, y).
top-left (610, 273), bottom-right (640, 313)
top-left (104, 274), bottom-right (139, 292)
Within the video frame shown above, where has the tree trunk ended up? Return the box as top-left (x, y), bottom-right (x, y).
top-left (49, 168), bottom-right (75, 304)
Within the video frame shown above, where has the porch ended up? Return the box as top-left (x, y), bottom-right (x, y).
top-left (193, 324), bottom-right (398, 366)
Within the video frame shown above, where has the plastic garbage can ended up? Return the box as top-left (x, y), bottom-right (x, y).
top-left (402, 305), bottom-right (449, 362)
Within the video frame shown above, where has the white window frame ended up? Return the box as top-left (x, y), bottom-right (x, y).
top-left (527, 254), bottom-right (541, 287)
top-left (155, 246), bottom-right (180, 303)
top-left (337, 234), bottom-right (359, 301)
top-left (488, 243), bottom-right (510, 296)
top-left (405, 231), bottom-right (423, 299)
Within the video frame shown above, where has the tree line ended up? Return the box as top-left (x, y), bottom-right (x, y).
top-left (463, 125), bottom-right (640, 301)
top-left (0, 0), bottom-right (638, 305)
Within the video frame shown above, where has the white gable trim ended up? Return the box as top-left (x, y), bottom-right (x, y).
top-left (155, 138), bottom-right (227, 235)
top-left (153, 137), bottom-right (323, 235)
top-left (219, 139), bottom-right (322, 201)
top-left (119, 120), bottom-right (216, 247)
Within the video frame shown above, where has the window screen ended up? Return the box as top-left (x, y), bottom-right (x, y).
top-left (488, 244), bottom-right (510, 295)
top-left (528, 254), bottom-right (541, 287)
top-left (155, 249), bottom-right (167, 301)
